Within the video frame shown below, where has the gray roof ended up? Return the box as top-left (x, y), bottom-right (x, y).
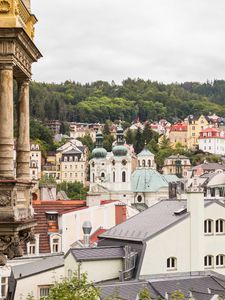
top-left (149, 275), bottom-right (225, 300)
top-left (70, 246), bottom-right (124, 261)
top-left (98, 281), bottom-right (158, 300)
top-left (192, 163), bottom-right (225, 171)
top-left (100, 200), bottom-right (189, 242)
top-left (12, 256), bottom-right (64, 279)
top-left (167, 155), bottom-right (189, 160)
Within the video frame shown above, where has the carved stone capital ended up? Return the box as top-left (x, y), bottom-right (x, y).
top-left (0, 63), bottom-right (13, 71)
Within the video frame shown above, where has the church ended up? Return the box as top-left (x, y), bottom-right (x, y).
top-left (88, 126), bottom-right (179, 207)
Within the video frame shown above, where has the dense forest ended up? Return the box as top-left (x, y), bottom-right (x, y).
top-left (29, 78), bottom-right (225, 123)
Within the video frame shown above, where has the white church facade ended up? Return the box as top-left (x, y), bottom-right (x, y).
top-left (88, 127), bottom-right (179, 207)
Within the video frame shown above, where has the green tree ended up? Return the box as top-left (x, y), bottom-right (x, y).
top-left (57, 181), bottom-right (88, 200)
top-left (138, 287), bottom-right (151, 299)
top-left (134, 127), bottom-right (144, 154)
top-left (103, 134), bottom-right (115, 152)
top-left (125, 128), bottom-right (135, 145)
top-left (39, 272), bottom-right (99, 300)
top-left (170, 290), bottom-right (185, 300)
top-left (60, 121), bottom-right (70, 135)
top-left (78, 134), bottom-right (95, 153)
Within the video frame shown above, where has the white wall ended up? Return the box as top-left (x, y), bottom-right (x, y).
top-left (61, 203), bottom-right (117, 252)
top-left (14, 266), bottom-right (64, 300)
top-left (64, 253), bottom-right (122, 282)
top-left (140, 218), bottom-right (190, 276)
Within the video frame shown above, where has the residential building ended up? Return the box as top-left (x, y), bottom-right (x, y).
top-left (30, 143), bottom-right (42, 180)
top-left (169, 122), bottom-right (188, 148)
top-left (185, 114), bottom-right (209, 150)
top-left (191, 162), bottom-right (225, 177)
top-left (46, 120), bottom-right (61, 135)
top-left (199, 127), bottom-right (225, 155)
top-left (162, 154), bottom-right (191, 178)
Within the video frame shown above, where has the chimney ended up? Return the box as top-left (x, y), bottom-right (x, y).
top-left (82, 221), bottom-right (92, 248)
top-left (115, 203), bottom-right (127, 225)
top-left (186, 181), bottom-right (204, 272)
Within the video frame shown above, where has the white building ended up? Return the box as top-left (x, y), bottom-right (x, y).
top-left (89, 128), bottom-right (179, 207)
top-left (30, 143), bottom-right (42, 180)
top-left (199, 127), bottom-right (225, 155)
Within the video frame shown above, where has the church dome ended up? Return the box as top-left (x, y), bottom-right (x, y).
top-left (112, 145), bottom-right (128, 157)
top-left (131, 168), bottom-right (168, 192)
top-left (91, 147), bottom-right (107, 159)
top-left (92, 130), bottom-right (107, 159)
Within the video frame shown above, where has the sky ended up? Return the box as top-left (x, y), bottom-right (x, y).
top-left (32, 0), bottom-right (225, 84)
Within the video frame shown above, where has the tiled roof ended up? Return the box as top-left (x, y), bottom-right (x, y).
top-left (30, 200), bottom-right (86, 254)
top-left (99, 200), bottom-right (188, 242)
top-left (70, 246), bottom-right (125, 261)
top-left (192, 163), bottom-right (225, 171)
top-left (170, 123), bottom-right (187, 132)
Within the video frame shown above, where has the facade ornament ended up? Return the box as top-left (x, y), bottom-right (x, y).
top-left (0, 0), bottom-right (10, 13)
top-left (0, 190), bottom-right (11, 207)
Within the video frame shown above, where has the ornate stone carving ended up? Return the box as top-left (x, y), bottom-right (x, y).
top-left (0, 0), bottom-right (10, 13)
top-left (0, 190), bottom-right (11, 207)
top-left (0, 254), bottom-right (7, 266)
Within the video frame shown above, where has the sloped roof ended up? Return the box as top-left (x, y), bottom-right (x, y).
top-left (207, 172), bottom-right (225, 187)
top-left (149, 275), bottom-right (225, 300)
top-left (99, 200), bottom-right (188, 242)
top-left (137, 147), bottom-right (154, 157)
top-left (69, 246), bottom-right (124, 261)
top-left (131, 168), bottom-right (169, 192)
top-left (12, 256), bottom-right (64, 279)
top-left (98, 281), bottom-right (158, 300)
top-left (30, 200), bottom-right (87, 253)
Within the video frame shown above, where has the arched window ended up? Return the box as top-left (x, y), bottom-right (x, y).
top-left (137, 195), bottom-right (142, 202)
top-left (204, 219), bottom-right (213, 234)
top-left (216, 254), bottom-right (225, 267)
top-left (50, 234), bottom-right (61, 254)
top-left (148, 160), bottom-right (151, 167)
top-left (142, 160), bottom-right (145, 167)
top-left (92, 173), bottom-right (95, 183)
top-left (216, 219), bottom-right (224, 234)
top-left (166, 257), bottom-right (177, 270)
top-left (122, 171), bottom-right (126, 182)
top-left (113, 171), bottom-right (115, 183)
top-left (101, 172), bottom-right (105, 178)
top-left (204, 255), bottom-right (213, 268)
top-left (138, 160), bottom-right (141, 167)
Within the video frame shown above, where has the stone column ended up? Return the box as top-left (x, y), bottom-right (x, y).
top-left (0, 64), bottom-right (14, 179)
top-left (16, 79), bottom-right (30, 180)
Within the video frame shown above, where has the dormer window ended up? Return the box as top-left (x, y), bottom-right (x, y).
top-left (50, 234), bottom-right (62, 254)
top-left (46, 212), bottom-right (58, 221)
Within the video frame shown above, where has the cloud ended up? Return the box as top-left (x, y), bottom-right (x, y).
top-left (32, 0), bottom-right (225, 84)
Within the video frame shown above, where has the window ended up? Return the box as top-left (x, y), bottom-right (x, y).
top-left (70, 173), bottom-right (72, 178)
top-left (216, 219), bottom-right (224, 234)
top-left (148, 160), bottom-right (151, 167)
top-left (122, 171), bottom-right (126, 182)
top-left (113, 171), bottom-right (115, 183)
top-left (204, 255), bottom-right (213, 268)
top-left (167, 257), bottom-right (177, 270)
top-left (204, 219), bottom-right (213, 234)
top-left (50, 234), bottom-right (61, 253)
top-left (216, 255), bottom-right (225, 267)
top-left (68, 269), bottom-right (73, 279)
top-left (1, 277), bottom-right (8, 299)
top-left (137, 195), bottom-right (142, 202)
top-left (27, 234), bottom-right (39, 256)
top-left (142, 160), bottom-right (146, 167)
top-left (39, 286), bottom-right (52, 298)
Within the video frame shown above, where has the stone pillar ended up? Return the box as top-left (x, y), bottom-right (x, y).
top-left (16, 79), bottom-right (30, 180)
top-left (0, 64), bottom-right (14, 179)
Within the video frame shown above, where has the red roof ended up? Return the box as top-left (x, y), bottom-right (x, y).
top-left (170, 123), bottom-right (187, 132)
top-left (29, 200), bottom-right (87, 254)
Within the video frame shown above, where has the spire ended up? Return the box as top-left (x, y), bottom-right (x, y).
top-left (95, 130), bottom-right (103, 148)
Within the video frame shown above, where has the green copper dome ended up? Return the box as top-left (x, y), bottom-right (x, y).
top-left (92, 147), bottom-right (107, 159)
top-left (112, 145), bottom-right (128, 157)
top-left (92, 130), bottom-right (107, 158)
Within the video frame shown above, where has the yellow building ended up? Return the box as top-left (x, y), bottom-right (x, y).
top-left (185, 115), bottom-right (209, 150)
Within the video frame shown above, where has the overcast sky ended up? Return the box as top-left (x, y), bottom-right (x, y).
top-left (32, 0), bottom-right (225, 84)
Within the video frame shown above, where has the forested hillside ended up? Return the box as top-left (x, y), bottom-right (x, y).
top-left (29, 78), bottom-right (225, 123)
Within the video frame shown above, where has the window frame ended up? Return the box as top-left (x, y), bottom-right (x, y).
top-left (204, 255), bottom-right (213, 268)
top-left (216, 254), bottom-right (225, 267)
top-left (204, 219), bottom-right (213, 235)
top-left (166, 257), bottom-right (177, 270)
top-left (215, 219), bottom-right (225, 234)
